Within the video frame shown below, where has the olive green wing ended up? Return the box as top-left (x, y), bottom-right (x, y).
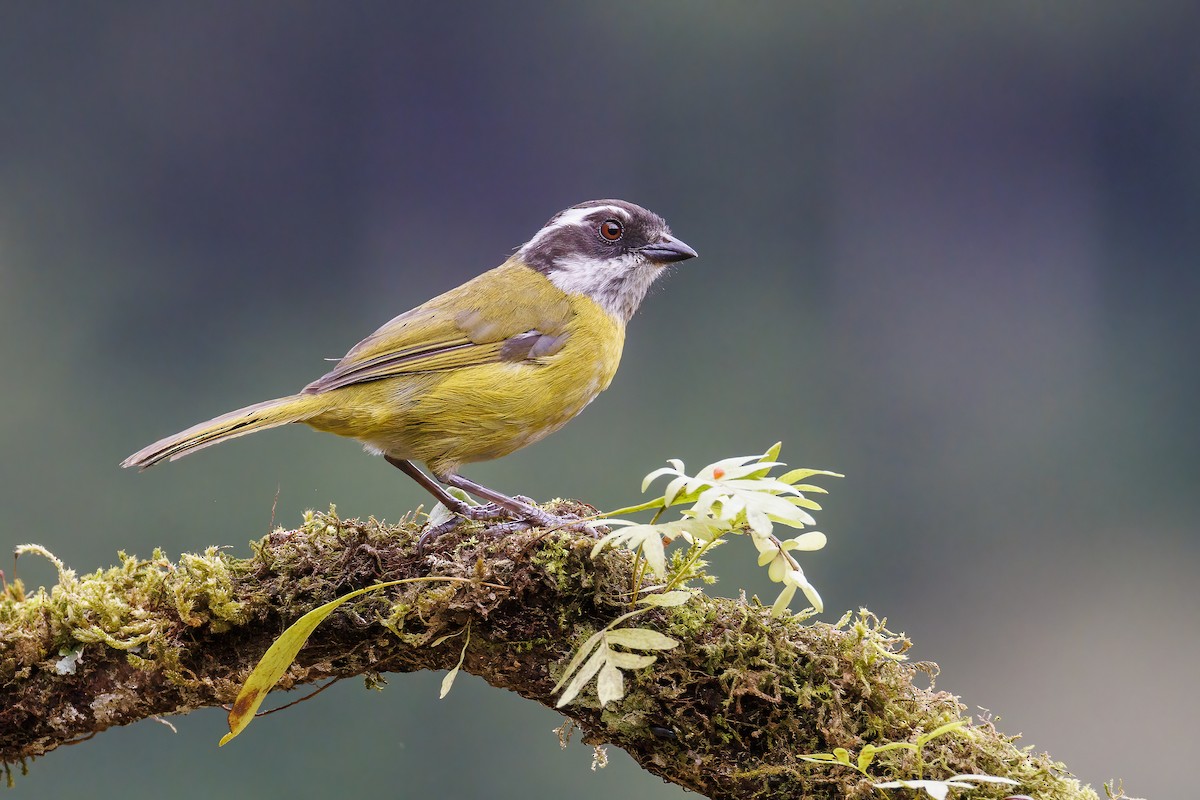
top-left (303, 263), bottom-right (572, 394)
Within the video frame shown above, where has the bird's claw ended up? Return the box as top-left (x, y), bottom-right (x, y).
top-left (460, 502), bottom-right (521, 521)
top-left (417, 516), bottom-right (464, 556)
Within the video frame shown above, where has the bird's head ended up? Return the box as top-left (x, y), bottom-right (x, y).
top-left (516, 199), bottom-right (697, 324)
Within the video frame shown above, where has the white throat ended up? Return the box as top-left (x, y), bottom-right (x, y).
top-left (542, 252), bottom-right (663, 324)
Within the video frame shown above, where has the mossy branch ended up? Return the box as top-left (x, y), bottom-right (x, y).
top-left (1, 504), bottom-right (1095, 800)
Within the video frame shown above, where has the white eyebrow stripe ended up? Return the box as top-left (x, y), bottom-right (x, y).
top-left (548, 205), bottom-right (602, 231)
top-left (521, 204), bottom-right (629, 252)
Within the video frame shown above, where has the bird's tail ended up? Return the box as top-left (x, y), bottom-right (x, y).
top-left (121, 393), bottom-right (328, 469)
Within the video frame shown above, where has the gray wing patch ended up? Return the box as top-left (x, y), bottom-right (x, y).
top-left (499, 330), bottom-right (568, 362)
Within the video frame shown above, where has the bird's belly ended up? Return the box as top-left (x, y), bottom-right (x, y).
top-left (419, 360), bottom-right (609, 464)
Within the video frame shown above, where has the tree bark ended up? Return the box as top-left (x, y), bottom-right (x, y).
top-left (0, 505), bottom-right (1095, 799)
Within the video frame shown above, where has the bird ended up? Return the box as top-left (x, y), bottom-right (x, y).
top-left (122, 199), bottom-right (697, 538)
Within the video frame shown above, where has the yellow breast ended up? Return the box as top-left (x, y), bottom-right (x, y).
top-left (404, 292), bottom-right (625, 473)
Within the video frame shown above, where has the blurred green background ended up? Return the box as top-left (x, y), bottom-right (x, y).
top-left (2, 3), bottom-right (1197, 797)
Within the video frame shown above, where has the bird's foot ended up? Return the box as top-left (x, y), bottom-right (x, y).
top-left (447, 490), bottom-right (585, 532)
top-left (417, 502), bottom-right (595, 556)
top-left (457, 497), bottom-right (536, 521)
top-left (417, 517), bottom-right (465, 555)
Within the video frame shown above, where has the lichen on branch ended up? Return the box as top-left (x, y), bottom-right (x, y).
top-left (0, 506), bottom-right (1096, 800)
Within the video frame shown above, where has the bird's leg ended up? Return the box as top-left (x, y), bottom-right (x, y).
top-left (385, 457), bottom-right (585, 553)
top-left (438, 471), bottom-right (580, 530)
top-left (384, 455), bottom-right (517, 521)
top-left (385, 456), bottom-right (535, 554)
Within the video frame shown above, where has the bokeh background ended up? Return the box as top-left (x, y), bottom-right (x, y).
top-left (2, 3), bottom-right (1197, 797)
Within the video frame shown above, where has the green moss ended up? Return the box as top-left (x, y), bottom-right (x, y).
top-left (170, 548), bottom-right (249, 632)
top-left (0, 543), bottom-right (255, 690)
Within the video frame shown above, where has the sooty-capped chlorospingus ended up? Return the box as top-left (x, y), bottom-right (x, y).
top-left (123, 199), bottom-right (697, 538)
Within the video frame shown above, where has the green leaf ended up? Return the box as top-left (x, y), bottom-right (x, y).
top-left (596, 661), bottom-right (625, 707)
top-left (604, 628), bottom-right (680, 651)
top-left (429, 629), bottom-right (464, 648)
top-left (641, 460), bottom-right (684, 492)
top-left (745, 442), bottom-right (784, 479)
top-left (857, 744), bottom-right (877, 772)
top-left (769, 584), bottom-right (797, 617)
top-left (670, 517), bottom-right (728, 543)
top-left (605, 650), bottom-right (657, 670)
top-left (778, 468), bottom-right (843, 484)
top-left (550, 628), bottom-right (607, 693)
top-left (220, 578), bottom-right (411, 746)
top-left (798, 753), bottom-right (841, 764)
top-left (916, 719), bottom-right (968, 747)
top-left (636, 590), bottom-right (695, 608)
top-left (438, 623), bottom-right (471, 699)
top-left (662, 475), bottom-right (690, 507)
top-left (705, 454), bottom-right (765, 474)
top-left (555, 642), bottom-right (609, 708)
top-left (426, 502), bottom-right (455, 529)
top-left (590, 523), bottom-right (668, 576)
top-left (795, 574), bottom-right (823, 613)
top-left (783, 531), bottom-right (828, 551)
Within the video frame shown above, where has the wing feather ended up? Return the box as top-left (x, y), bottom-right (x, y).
top-left (304, 262), bottom-right (572, 394)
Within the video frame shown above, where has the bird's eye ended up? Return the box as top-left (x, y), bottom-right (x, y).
top-left (599, 219), bottom-right (624, 242)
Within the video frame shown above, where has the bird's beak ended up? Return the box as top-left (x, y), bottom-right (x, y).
top-left (638, 234), bottom-right (698, 264)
